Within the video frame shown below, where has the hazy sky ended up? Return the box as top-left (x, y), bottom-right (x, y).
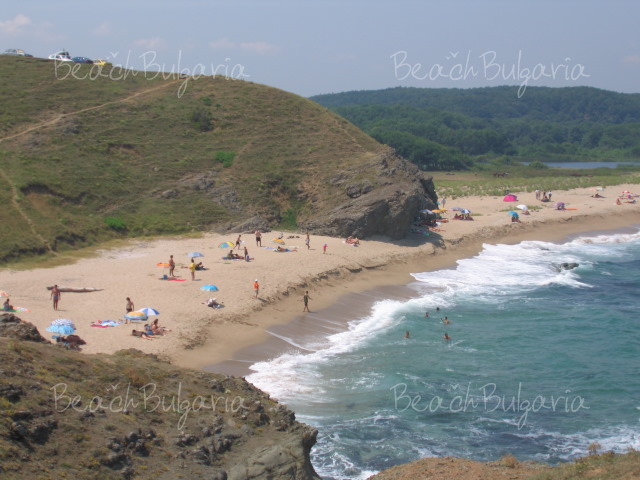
top-left (2, 1), bottom-right (639, 97)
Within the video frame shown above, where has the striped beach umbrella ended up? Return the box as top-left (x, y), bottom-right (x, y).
top-left (124, 311), bottom-right (148, 322)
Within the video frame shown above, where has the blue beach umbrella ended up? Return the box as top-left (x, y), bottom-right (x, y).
top-left (187, 252), bottom-right (204, 258)
top-left (200, 285), bottom-right (219, 291)
top-left (46, 319), bottom-right (76, 335)
top-left (508, 211), bottom-right (519, 217)
top-left (138, 307), bottom-right (159, 316)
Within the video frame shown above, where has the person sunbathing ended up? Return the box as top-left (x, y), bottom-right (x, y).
top-left (345, 236), bottom-right (360, 245)
top-left (131, 329), bottom-right (155, 340)
top-left (204, 297), bottom-right (223, 308)
top-left (276, 245), bottom-right (287, 252)
top-left (195, 262), bottom-right (206, 270)
top-left (227, 250), bottom-right (243, 260)
top-left (151, 318), bottom-right (171, 334)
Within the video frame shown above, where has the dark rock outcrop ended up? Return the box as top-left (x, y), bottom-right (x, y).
top-left (300, 151), bottom-right (438, 239)
top-left (0, 314), bottom-right (49, 343)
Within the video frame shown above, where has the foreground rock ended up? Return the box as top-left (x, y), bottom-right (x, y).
top-left (0, 326), bottom-right (320, 480)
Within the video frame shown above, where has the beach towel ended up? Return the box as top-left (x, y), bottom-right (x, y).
top-left (91, 320), bottom-right (122, 328)
top-left (159, 277), bottom-right (186, 281)
top-left (6, 307), bottom-right (30, 313)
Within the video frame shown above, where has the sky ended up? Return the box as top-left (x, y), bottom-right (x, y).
top-left (2, 1), bottom-right (639, 98)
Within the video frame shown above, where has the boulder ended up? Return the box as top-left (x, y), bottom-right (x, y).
top-left (0, 314), bottom-right (49, 343)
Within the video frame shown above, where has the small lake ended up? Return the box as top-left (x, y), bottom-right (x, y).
top-left (523, 161), bottom-right (640, 169)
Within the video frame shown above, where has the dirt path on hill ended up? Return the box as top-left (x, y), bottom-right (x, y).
top-left (0, 79), bottom-right (182, 254)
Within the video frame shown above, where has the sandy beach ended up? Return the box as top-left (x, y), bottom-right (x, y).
top-left (2, 184), bottom-right (640, 372)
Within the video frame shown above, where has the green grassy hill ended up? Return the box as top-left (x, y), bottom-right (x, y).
top-left (1, 57), bottom-right (416, 262)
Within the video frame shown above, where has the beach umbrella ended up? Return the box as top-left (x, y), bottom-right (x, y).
top-left (508, 211), bottom-right (519, 217)
top-left (452, 207), bottom-right (463, 211)
top-left (516, 204), bottom-right (528, 210)
top-left (218, 241), bottom-right (234, 249)
top-left (432, 209), bottom-right (448, 213)
top-left (124, 311), bottom-right (148, 322)
top-left (187, 252), bottom-right (204, 258)
top-left (419, 209), bottom-right (433, 214)
top-left (273, 238), bottom-right (285, 245)
top-left (138, 307), bottom-right (159, 316)
top-left (46, 319), bottom-right (76, 335)
top-left (200, 285), bottom-right (219, 291)
top-left (461, 209), bottom-right (471, 214)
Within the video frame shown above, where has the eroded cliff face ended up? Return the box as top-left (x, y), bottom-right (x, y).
top-left (299, 150), bottom-right (438, 239)
top-left (0, 319), bottom-right (320, 480)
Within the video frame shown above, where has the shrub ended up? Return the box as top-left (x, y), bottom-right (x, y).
top-left (104, 217), bottom-right (126, 231)
top-left (191, 106), bottom-right (212, 132)
top-left (215, 151), bottom-right (236, 168)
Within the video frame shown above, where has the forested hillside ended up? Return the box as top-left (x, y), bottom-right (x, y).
top-left (311, 86), bottom-right (640, 170)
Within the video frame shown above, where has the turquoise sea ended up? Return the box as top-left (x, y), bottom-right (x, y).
top-left (246, 228), bottom-right (640, 479)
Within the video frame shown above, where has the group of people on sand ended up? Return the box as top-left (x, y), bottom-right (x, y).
top-left (535, 189), bottom-right (553, 202)
top-left (405, 307), bottom-right (452, 342)
top-left (131, 318), bottom-right (171, 340)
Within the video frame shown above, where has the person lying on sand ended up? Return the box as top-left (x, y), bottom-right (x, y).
top-left (345, 236), bottom-right (360, 246)
top-left (204, 297), bottom-right (223, 308)
top-left (131, 329), bottom-right (155, 340)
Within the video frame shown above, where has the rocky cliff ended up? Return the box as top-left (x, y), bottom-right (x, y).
top-left (0, 314), bottom-right (320, 480)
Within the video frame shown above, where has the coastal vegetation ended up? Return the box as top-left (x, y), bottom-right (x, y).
top-left (0, 56), bottom-right (420, 262)
top-left (311, 86), bottom-right (640, 170)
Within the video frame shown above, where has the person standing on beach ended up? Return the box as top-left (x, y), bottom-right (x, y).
top-left (51, 284), bottom-right (61, 311)
top-left (244, 246), bottom-right (249, 262)
top-left (254, 279), bottom-right (260, 298)
top-left (189, 258), bottom-right (196, 280)
top-left (303, 291), bottom-right (311, 312)
top-left (305, 232), bottom-right (311, 250)
top-left (126, 297), bottom-right (134, 313)
top-left (255, 230), bottom-right (262, 247)
top-left (323, 243), bottom-right (328, 254)
top-left (235, 234), bottom-right (242, 250)
top-left (169, 255), bottom-right (176, 277)
top-left (442, 197), bottom-right (446, 208)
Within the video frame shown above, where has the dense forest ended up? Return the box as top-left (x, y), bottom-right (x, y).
top-left (310, 86), bottom-right (640, 170)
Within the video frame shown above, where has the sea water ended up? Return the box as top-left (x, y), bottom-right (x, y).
top-left (246, 228), bottom-right (640, 479)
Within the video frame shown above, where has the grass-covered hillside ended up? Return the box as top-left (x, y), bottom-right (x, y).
top-left (0, 57), bottom-right (388, 262)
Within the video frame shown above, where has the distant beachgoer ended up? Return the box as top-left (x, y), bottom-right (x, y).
top-left (131, 329), bottom-right (155, 340)
top-left (169, 255), bottom-right (176, 277)
top-left (443, 317), bottom-right (450, 324)
top-left (444, 333), bottom-right (451, 342)
top-left (303, 291), bottom-right (311, 312)
top-left (616, 198), bottom-right (622, 205)
top-left (424, 311), bottom-right (429, 318)
top-left (189, 258), bottom-right (196, 280)
top-left (442, 197), bottom-right (446, 208)
top-left (436, 307), bottom-right (440, 313)
top-left (548, 191), bottom-right (553, 200)
top-left (3, 298), bottom-right (12, 311)
top-left (323, 243), bottom-right (328, 254)
top-left (126, 297), bottom-right (134, 313)
top-left (244, 246), bottom-right (249, 262)
top-left (254, 279), bottom-right (259, 298)
top-left (255, 230), bottom-right (262, 247)
top-left (151, 318), bottom-right (171, 335)
top-left (235, 234), bottom-right (242, 250)
top-left (305, 233), bottom-right (310, 250)
top-left (535, 189), bottom-right (540, 200)
top-left (195, 261), bottom-right (205, 270)
top-left (51, 284), bottom-right (61, 311)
